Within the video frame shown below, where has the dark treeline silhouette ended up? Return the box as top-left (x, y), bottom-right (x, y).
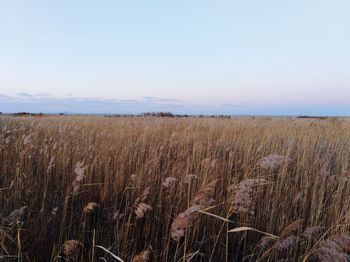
top-left (5, 111), bottom-right (232, 119)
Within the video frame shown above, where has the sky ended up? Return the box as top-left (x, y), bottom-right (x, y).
top-left (0, 0), bottom-right (349, 115)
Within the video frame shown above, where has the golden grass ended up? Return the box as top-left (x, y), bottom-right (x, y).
top-left (0, 115), bottom-right (350, 261)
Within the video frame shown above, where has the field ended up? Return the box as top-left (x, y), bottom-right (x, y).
top-left (1, 115), bottom-right (350, 261)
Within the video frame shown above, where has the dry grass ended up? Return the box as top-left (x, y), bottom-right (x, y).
top-left (0, 115), bottom-right (350, 261)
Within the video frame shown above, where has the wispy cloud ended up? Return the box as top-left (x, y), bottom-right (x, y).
top-left (2, 92), bottom-right (346, 116)
top-left (219, 103), bottom-right (245, 108)
top-left (16, 92), bottom-right (33, 97)
top-left (0, 93), bottom-right (187, 114)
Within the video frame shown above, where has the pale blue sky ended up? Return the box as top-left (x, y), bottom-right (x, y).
top-left (0, 1), bottom-right (349, 115)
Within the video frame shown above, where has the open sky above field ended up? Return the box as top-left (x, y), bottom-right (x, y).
top-left (1, 1), bottom-right (350, 115)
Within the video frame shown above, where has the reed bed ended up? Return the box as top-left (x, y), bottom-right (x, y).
top-left (0, 115), bottom-right (350, 261)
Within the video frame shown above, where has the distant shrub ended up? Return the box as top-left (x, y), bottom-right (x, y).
top-left (142, 112), bottom-right (174, 117)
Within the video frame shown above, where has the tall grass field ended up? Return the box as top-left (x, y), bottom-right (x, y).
top-left (1, 115), bottom-right (350, 261)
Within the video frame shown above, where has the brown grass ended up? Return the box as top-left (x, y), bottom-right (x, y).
top-left (0, 115), bottom-right (350, 261)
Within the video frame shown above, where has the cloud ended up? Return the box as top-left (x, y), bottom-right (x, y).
top-left (142, 96), bottom-right (157, 101)
top-left (156, 98), bottom-right (184, 103)
top-left (2, 92), bottom-right (347, 115)
top-left (0, 92), bottom-right (187, 114)
top-left (16, 92), bottom-right (33, 97)
top-left (219, 103), bottom-right (244, 108)
top-left (2, 92), bottom-right (246, 115)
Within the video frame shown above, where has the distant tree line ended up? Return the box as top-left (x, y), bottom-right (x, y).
top-left (6, 111), bottom-right (232, 119)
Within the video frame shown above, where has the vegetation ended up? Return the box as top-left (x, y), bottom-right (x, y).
top-left (1, 115), bottom-right (350, 261)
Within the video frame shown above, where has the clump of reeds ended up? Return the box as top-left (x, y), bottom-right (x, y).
top-left (256, 220), bottom-right (327, 260)
top-left (72, 161), bottom-right (86, 194)
top-left (258, 154), bottom-right (290, 171)
top-left (162, 176), bottom-right (177, 189)
top-left (280, 219), bottom-right (304, 238)
top-left (170, 205), bottom-right (201, 241)
top-left (134, 187), bottom-right (153, 219)
top-left (131, 247), bottom-right (152, 262)
top-left (301, 226), bottom-right (322, 241)
top-left (61, 240), bottom-right (84, 261)
top-left (309, 234), bottom-right (350, 261)
top-left (82, 202), bottom-right (100, 216)
top-left (3, 206), bottom-right (28, 226)
top-left (82, 201), bottom-right (101, 230)
top-left (182, 174), bottom-right (198, 185)
top-left (228, 178), bottom-right (267, 227)
top-left (170, 180), bottom-right (218, 241)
